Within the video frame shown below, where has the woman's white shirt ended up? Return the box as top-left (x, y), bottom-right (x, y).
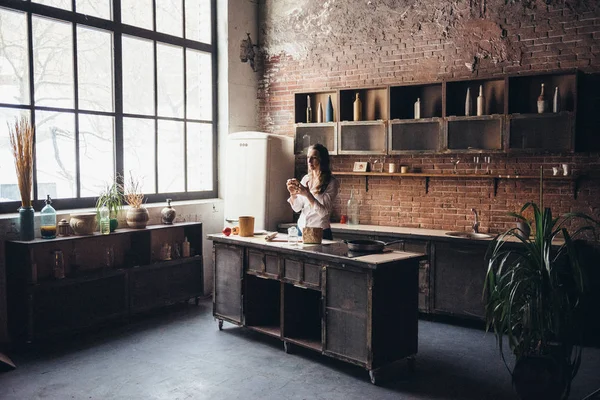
top-left (288, 174), bottom-right (339, 231)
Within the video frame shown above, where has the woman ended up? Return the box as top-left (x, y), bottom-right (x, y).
top-left (286, 143), bottom-right (339, 240)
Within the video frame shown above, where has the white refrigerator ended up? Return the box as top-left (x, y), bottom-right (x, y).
top-left (224, 131), bottom-right (294, 232)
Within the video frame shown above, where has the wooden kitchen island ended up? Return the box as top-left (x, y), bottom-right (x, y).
top-left (207, 233), bottom-right (426, 384)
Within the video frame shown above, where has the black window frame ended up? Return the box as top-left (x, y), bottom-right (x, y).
top-left (0, 0), bottom-right (218, 214)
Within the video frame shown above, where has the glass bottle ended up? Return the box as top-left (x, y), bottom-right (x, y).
top-left (347, 190), bottom-right (359, 225)
top-left (553, 86), bottom-right (561, 113)
top-left (40, 194), bottom-right (56, 239)
top-left (326, 95), bottom-right (334, 122)
top-left (99, 204), bottom-right (110, 235)
top-left (537, 83), bottom-right (546, 114)
top-left (465, 87), bottom-right (472, 116)
top-left (353, 93), bottom-right (362, 121)
top-left (476, 85), bottom-right (485, 116)
top-left (306, 95), bottom-right (312, 123)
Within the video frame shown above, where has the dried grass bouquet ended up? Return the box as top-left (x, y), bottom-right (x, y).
top-left (124, 172), bottom-right (146, 209)
top-left (8, 116), bottom-right (34, 208)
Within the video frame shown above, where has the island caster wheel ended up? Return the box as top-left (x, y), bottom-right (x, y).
top-left (283, 341), bottom-right (294, 354)
top-left (369, 369), bottom-right (380, 385)
top-left (407, 355), bottom-right (416, 373)
top-left (218, 319), bottom-right (224, 331)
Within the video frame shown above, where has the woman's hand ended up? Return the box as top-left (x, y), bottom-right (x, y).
top-left (286, 178), bottom-right (300, 195)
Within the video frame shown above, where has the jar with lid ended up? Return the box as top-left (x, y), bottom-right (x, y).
top-left (57, 219), bottom-right (70, 237)
top-left (40, 195), bottom-right (57, 239)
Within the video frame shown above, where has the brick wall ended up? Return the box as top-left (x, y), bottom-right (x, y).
top-left (258, 0), bottom-right (600, 233)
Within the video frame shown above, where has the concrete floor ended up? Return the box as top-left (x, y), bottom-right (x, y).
top-left (1, 299), bottom-right (599, 400)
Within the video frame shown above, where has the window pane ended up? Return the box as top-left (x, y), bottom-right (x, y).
top-left (79, 114), bottom-right (114, 197)
top-left (0, 108), bottom-right (30, 203)
top-left (156, 0), bottom-right (182, 37)
top-left (123, 117), bottom-right (155, 193)
top-left (32, 17), bottom-right (74, 109)
top-left (0, 9), bottom-right (30, 105)
top-left (186, 49), bottom-right (212, 120)
top-left (35, 110), bottom-right (76, 199)
top-left (121, 0), bottom-right (152, 30)
top-left (157, 44), bottom-right (183, 118)
top-left (77, 26), bottom-right (114, 112)
top-left (187, 122), bottom-right (212, 191)
top-left (157, 120), bottom-right (184, 193)
top-left (76, 0), bottom-right (112, 20)
top-left (122, 36), bottom-right (154, 115)
top-left (185, 0), bottom-right (211, 44)
top-left (32, 0), bottom-right (72, 11)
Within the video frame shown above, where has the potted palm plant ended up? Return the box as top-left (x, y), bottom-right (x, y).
top-left (123, 173), bottom-right (148, 229)
top-left (484, 200), bottom-right (598, 400)
top-left (96, 181), bottom-right (124, 232)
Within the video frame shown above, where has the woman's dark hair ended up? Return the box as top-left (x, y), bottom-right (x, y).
top-left (309, 143), bottom-right (332, 195)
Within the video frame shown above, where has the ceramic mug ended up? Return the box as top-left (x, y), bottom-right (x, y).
top-left (400, 165), bottom-right (409, 174)
top-left (552, 167), bottom-right (559, 176)
top-left (562, 164), bottom-right (569, 176)
top-left (388, 163), bottom-right (397, 173)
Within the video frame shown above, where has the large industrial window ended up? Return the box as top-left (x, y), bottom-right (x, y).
top-left (0, 0), bottom-right (217, 213)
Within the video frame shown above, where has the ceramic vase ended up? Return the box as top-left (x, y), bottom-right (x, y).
top-left (19, 206), bottom-right (35, 241)
top-left (161, 199), bottom-right (176, 225)
top-left (127, 207), bottom-right (149, 229)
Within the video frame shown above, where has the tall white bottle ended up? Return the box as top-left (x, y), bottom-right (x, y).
top-left (476, 85), bottom-right (485, 116)
top-left (414, 98), bottom-right (421, 119)
top-left (465, 87), bottom-right (472, 116)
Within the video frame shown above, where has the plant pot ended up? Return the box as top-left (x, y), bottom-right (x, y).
top-left (517, 222), bottom-right (530, 240)
top-left (512, 355), bottom-right (565, 400)
top-left (109, 218), bottom-right (118, 232)
top-left (126, 207), bottom-right (149, 229)
top-left (69, 213), bottom-right (97, 235)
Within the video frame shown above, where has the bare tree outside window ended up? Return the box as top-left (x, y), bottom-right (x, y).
top-left (0, 1), bottom-right (216, 212)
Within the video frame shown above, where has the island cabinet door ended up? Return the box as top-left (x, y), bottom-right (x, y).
top-left (213, 243), bottom-right (244, 325)
top-left (323, 265), bottom-right (370, 366)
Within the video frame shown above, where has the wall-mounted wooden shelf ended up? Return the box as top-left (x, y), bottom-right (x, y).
top-left (335, 171), bottom-right (581, 198)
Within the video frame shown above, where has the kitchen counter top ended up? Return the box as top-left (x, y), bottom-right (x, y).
top-left (278, 222), bottom-right (493, 242)
top-left (206, 233), bottom-right (426, 269)
top-left (277, 223), bottom-right (560, 245)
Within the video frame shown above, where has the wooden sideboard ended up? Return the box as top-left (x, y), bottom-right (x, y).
top-left (5, 222), bottom-right (204, 344)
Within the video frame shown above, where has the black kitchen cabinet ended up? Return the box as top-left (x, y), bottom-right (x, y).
top-left (432, 241), bottom-right (488, 320)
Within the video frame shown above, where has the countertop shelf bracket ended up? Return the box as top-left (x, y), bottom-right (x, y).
top-left (365, 176), bottom-right (369, 192)
top-left (425, 177), bottom-right (430, 194)
top-left (493, 178), bottom-right (499, 197)
top-left (574, 177), bottom-right (581, 200)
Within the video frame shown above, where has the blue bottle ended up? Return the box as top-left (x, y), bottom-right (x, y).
top-left (326, 95), bottom-right (334, 122)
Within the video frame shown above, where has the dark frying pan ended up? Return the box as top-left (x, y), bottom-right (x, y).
top-left (344, 239), bottom-right (404, 253)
